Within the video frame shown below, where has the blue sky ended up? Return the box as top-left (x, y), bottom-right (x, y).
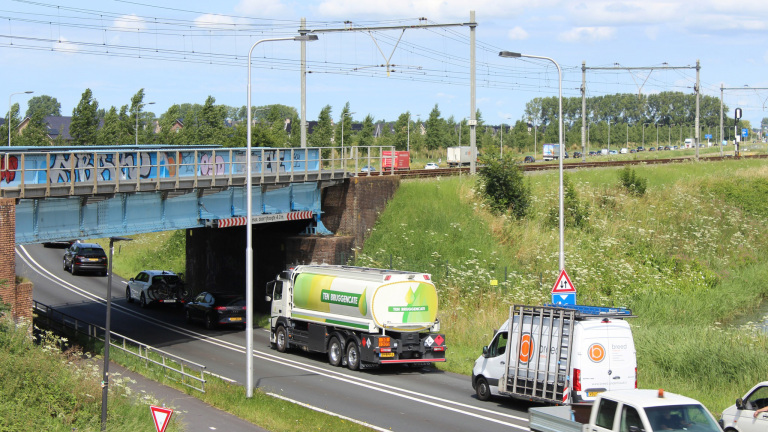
top-left (2, 0), bottom-right (768, 130)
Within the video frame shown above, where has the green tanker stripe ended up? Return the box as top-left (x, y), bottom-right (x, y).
top-left (292, 313), bottom-right (368, 330)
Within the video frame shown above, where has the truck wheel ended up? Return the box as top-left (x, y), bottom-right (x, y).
top-left (346, 341), bottom-right (360, 371)
top-left (328, 337), bottom-right (343, 366)
top-left (139, 293), bottom-right (148, 308)
top-left (126, 287), bottom-right (133, 303)
top-left (475, 376), bottom-right (491, 401)
top-left (276, 326), bottom-right (288, 353)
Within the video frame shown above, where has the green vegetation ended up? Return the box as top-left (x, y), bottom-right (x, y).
top-left (476, 155), bottom-right (531, 218)
top-left (356, 158), bottom-right (768, 413)
top-left (618, 166), bottom-right (648, 196)
top-left (0, 319), bottom-right (183, 431)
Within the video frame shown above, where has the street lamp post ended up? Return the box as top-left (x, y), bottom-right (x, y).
top-left (101, 236), bottom-right (133, 431)
top-left (135, 101), bottom-right (155, 146)
top-left (341, 111), bottom-right (355, 153)
top-left (642, 123), bottom-right (650, 147)
top-left (656, 124), bottom-right (659, 148)
top-left (626, 123), bottom-right (629, 147)
top-left (245, 34), bottom-right (317, 399)
top-left (8, 91), bottom-right (33, 146)
top-left (608, 120), bottom-right (611, 151)
top-left (500, 50), bottom-right (564, 271)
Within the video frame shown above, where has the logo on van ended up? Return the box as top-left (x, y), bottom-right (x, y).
top-left (519, 333), bottom-right (533, 363)
top-left (588, 343), bottom-right (605, 363)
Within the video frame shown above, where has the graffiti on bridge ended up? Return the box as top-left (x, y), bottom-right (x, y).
top-left (1, 155), bottom-right (18, 183)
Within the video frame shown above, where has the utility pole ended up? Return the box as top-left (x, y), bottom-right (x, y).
top-left (300, 18), bottom-right (308, 148)
top-left (695, 59), bottom-right (700, 160)
top-left (581, 61), bottom-right (586, 162)
top-left (469, 10), bottom-right (477, 175)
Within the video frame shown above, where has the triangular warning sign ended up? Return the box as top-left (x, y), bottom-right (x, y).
top-left (150, 405), bottom-right (174, 432)
top-left (551, 269), bottom-right (576, 294)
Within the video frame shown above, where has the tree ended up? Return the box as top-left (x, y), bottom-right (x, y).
top-left (69, 88), bottom-right (100, 146)
top-left (476, 154), bottom-right (531, 219)
top-left (97, 107), bottom-right (122, 146)
top-left (393, 112), bottom-right (410, 151)
top-left (424, 104), bottom-right (445, 154)
top-left (25, 95), bottom-right (61, 119)
top-left (311, 105), bottom-right (333, 147)
top-left (197, 96), bottom-right (227, 144)
top-left (359, 115), bottom-right (375, 147)
top-left (334, 102), bottom-right (353, 149)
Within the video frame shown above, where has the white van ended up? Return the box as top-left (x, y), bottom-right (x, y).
top-left (620, 147), bottom-right (629, 154)
top-left (684, 138), bottom-right (694, 148)
top-left (472, 304), bottom-right (637, 405)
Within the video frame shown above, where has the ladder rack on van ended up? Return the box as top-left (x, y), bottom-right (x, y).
top-left (543, 304), bottom-right (635, 319)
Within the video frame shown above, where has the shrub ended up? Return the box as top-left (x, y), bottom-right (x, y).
top-left (476, 155), bottom-right (531, 219)
top-left (618, 166), bottom-right (648, 196)
top-left (546, 173), bottom-right (590, 228)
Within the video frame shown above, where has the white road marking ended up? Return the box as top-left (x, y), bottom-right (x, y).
top-left (267, 392), bottom-right (391, 432)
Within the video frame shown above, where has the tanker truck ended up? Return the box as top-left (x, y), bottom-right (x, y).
top-left (265, 265), bottom-right (446, 370)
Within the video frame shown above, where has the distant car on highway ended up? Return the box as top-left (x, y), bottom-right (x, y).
top-left (636, 146), bottom-right (645, 152)
top-left (523, 156), bottom-right (535, 163)
top-left (649, 147), bottom-right (656, 151)
top-left (424, 162), bottom-right (439, 169)
top-left (63, 242), bottom-right (107, 276)
top-left (572, 151), bottom-right (582, 158)
top-left (609, 150), bottom-right (618, 155)
top-left (185, 292), bottom-right (246, 329)
top-left (360, 165), bottom-right (376, 172)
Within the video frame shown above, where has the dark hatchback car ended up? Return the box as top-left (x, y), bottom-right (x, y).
top-left (185, 292), bottom-right (246, 329)
top-left (523, 155), bottom-right (535, 163)
top-left (63, 242), bottom-right (107, 276)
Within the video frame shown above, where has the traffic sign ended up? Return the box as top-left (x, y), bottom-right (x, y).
top-left (551, 292), bottom-right (576, 305)
top-left (551, 269), bottom-right (576, 294)
top-left (150, 405), bottom-right (174, 432)
top-left (742, 128), bottom-right (749, 137)
top-left (705, 134), bottom-right (712, 139)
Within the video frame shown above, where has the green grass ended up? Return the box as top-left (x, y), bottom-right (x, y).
top-left (355, 157), bottom-right (768, 414)
top-left (0, 319), bottom-right (184, 432)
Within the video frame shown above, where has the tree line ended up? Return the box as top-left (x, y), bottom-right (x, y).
top-left (2, 88), bottom-right (761, 156)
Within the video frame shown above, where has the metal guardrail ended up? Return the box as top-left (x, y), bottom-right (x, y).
top-left (0, 145), bottom-right (398, 198)
top-left (33, 300), bottom-right (207, 393)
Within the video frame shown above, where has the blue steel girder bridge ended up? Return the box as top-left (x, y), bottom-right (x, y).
top-left (0, 145), bottom-right (378, 244)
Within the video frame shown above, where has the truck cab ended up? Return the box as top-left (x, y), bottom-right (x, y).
top-left (529, 389), bottom-right (722, 432)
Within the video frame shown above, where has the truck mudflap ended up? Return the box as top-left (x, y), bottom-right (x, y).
top-left (358, 332), bottom-right (446, 365)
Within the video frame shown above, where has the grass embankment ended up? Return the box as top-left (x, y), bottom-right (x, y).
top-left (355, 159), bottom-right (768, 414)
top-left (0, 320), bottom-right (184, 431)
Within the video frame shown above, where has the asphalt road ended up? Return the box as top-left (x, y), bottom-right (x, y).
top-left (16, 243), bottom-right (533, 432)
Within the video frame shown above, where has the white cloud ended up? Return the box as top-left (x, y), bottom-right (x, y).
top-left (235, 0), bottom-right (289, 17)
top-left (558, 26), bottom-right (616, 43)
top-left (507, 26), bottom-right (529, 40)
top-left (313, 0), bottom-right (538, 21)
top-left (112, 14), bottom-right (147, 32)
top-left (52, 36), bottom-right (79, 54)
top-left (565, 1), bottom-right (680, 26)
top-left (194, 14), bottom-right (238, 29)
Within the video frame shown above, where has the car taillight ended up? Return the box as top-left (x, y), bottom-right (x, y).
top-left (573, 368), bottom-right (581, 391)
top-left (214, 306), bottom-right (226, 311)
top-left (635, 367), bottom-right (638, 389)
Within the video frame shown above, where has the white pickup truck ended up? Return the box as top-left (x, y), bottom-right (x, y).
top-left (529, 389), bottom-right (721, 432)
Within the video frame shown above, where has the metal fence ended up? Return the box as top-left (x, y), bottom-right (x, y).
top-left (33, 300), bottom-right (207, 393)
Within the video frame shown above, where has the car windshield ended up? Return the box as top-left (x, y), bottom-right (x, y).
top-left (645, 404), bottom-right (720, 432)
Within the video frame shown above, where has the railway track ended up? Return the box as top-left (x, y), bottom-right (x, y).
top-left (356, 153), bottom-right (768, 178)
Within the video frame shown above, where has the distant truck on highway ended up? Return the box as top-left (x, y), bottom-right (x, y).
top-left (529, 389), bottom-right (721, 432)
top-left (542, 144), bottom-right (568, 161)
top-left (472, 304), bottom-right (636, 405)
top-left (381, 150), bottom-right (410, 170)
top-left (447, 146), bottom-right (476, 167)
top-left (265, 265), bottom-right (446, 370)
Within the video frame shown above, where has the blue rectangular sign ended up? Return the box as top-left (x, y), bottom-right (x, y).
top-left (742, 129), bottom-right (749, 137)
top-left (705, 134), bottom-right (712, 139)
top-left (551, 292), bottom-right (576, 306)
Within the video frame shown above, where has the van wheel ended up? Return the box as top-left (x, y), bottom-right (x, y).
top-left (126, 287), bottom-right (133, 303)
top-left (475, 376), bottom-right (491, 401)
top-left (275, 326), bottom-right (288, 353)
top-left (328, 337), bottom-right (342, 366)
top-left (346, 341), bottom-right (360, 371)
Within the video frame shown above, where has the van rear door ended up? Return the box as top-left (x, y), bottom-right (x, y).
top-left (574, 319), bottom-right (636, 402)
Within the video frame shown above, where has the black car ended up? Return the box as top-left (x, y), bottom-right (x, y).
top-left (523, 156), bottom-right (535, 163)
top-left (63, 242), bottom-right (107, 276)
top-left (573, 151), bottom-right (582, 158)
top-left (185, 292), bottom-right (246, 329)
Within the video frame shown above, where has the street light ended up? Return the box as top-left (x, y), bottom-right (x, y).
top-left (642, 123), bottom-right (650, 147)
top-left (101, 236), bottom-right (133, 431)
top-left (608, 119), bottom-right (611, 151)
top-left (655, 124), bottom-right (659, 148)
top-left (8, 91), bottom-right (33, 146)
top-left (500, 116), bottom-right (511, 158)
top-left (245, 34), bottom-right (318, 399)
top-left (500, 50), bottom-right (564, 271)
top-left (407, 113), bottom-right (420, 154)
top-left (135, 101), bottom-right (155, 146)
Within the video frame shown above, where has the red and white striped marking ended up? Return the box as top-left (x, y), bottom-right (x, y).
top-left (217, 211), bottom-right (313, 228)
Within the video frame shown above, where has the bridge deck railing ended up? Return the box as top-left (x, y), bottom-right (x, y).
top-left (33, 300), bottom-right (207, 393)
top-left (1, 145), bottom-right (397, 198)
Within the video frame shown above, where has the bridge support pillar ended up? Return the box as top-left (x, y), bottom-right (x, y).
top-left (0, 198), bottom-right (32, 323)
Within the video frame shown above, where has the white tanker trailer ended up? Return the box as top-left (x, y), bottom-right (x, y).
top-left (265, 265), bottom-right (446, 370)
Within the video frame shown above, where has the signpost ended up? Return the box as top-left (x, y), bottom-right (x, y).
top-left (150, 406), bottom-right (174, 432)
top-left (551, 269), bottom-right (576, 305)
